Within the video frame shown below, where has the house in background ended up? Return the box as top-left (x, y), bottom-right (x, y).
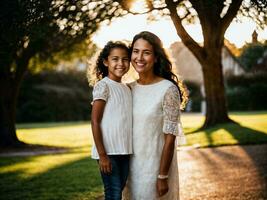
top-left (168, 41), bottom-right (244, 112)
top-left (169, 41), bottom-right (244, 85)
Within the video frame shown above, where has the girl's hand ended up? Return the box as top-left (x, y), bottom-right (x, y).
top-left (156, 178), bottom-right (169, 197)
top-left (99, 155), bottom-right (112, 174)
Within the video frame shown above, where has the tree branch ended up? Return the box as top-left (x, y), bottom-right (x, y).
top-left (14, 45), bottom-right (35, 85)
top-left (181, 11), bottom-right (190, 21)
top-left (165, 0), bottom-right (205, 61)
top-left (221, 0), bottom-right (243, 34)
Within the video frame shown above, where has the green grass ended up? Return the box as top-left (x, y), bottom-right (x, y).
top-left (0, 112), bottom-right (267, 200)
top-left (0, 153), bottom-right (103, 200)
top-left (17, 122), bottom-right (93, 150)
top-left (183, 111), bottom-right (267, 147)
top-left (0, 122), bottom-right (104, 200)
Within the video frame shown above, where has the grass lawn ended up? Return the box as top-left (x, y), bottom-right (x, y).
top-left (183, 111), bottom-right (267, 147)
top-left (0, 112), bottom-right (267, 200)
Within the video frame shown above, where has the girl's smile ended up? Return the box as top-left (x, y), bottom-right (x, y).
top-left (104, 48), bottom-right (130, 82)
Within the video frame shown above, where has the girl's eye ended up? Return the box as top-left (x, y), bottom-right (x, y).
top-left (112, 58), bottom-right (118, 61)
top-left (123, 58), bottom-right (129, 61)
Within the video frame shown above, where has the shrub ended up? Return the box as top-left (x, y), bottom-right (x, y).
top-left (16, 70), bottom-right (92, 123)
top-left (226, 73), bottom-right (267, 111)
top-left (183, 81), bottom-right (203, 112)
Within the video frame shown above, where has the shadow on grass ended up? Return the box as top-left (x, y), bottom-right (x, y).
top-left (202, 123), bottom-right (267, 147)
top-left (16, 121), bottom-right (90, 129)
top-left (0, 156), bottom-right (103, 200)
top-left (0, 144), bottom-right (70, 159)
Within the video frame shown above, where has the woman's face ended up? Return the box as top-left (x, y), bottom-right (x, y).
top-left (131, 38), bottom-right (157, 75)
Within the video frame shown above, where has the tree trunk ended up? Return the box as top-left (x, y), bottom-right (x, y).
top-left (200, 48), bottom-right (233, 128)
top-left (0, 74), bottom-right (22, 147)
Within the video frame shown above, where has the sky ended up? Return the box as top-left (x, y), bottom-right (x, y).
top-left (92, 14), bottom-right (267, 49)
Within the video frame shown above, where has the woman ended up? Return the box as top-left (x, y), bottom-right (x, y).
top-left (123, 31), bottom-right (188, 200)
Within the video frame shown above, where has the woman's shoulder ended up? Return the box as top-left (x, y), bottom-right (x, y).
top-left (158, 79), bottom-right (176, 89)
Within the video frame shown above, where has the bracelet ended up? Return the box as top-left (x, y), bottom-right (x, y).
top-left (157, 174), bottom-right (168, 179)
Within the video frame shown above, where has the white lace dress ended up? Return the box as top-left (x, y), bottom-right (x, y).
top-left (123, 79), bottom-right (185, 200)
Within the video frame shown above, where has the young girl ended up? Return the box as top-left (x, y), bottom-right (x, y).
top-left (90, 41), bottom-right (132, 200)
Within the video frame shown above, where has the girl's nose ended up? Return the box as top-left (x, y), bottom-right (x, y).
top-left (118, 59), bottom-right (123, 65)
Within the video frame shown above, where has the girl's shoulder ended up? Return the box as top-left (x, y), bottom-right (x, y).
top-left (93, 78), bottom-right (109, 95)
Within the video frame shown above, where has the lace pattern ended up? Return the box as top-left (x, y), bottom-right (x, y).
top-left (92, 80), bottom-right (109, 102)
top-left (162, 85), bottom-right (186, 144)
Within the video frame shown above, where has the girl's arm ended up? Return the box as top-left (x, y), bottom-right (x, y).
top-left (91, 99), bottom-right (112, 174)
top-left (157, 134), bottom-right (176, 197)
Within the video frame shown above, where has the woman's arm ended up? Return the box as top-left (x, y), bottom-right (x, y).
top-left (157, 84), bottom-right (184, 197)
top-left (91, 100), bottom-right (112, 174)
top-left (156, 134), bottom-right (176, 197)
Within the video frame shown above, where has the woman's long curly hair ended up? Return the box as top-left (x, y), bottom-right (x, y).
top-left (89, 41), bottom-right (130, 85)
top-left (130, 31), bottom-right (188, 110)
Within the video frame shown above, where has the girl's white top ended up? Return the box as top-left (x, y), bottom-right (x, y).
top-left (91, 77), bottom-right (132, 159)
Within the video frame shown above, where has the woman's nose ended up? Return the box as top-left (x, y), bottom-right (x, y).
top-left (137, 52), bottom-right (143, 60)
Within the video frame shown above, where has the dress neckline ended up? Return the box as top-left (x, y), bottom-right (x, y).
top-left (135, 79), bottom-right (166, 87)
top-left (105, 77), bottom-right (123, 85)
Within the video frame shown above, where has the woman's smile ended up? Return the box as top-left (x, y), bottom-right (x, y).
top-left (131, 38), bottom-right (156, 75)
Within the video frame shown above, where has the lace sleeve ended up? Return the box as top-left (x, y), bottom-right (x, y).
top-left (162, 85), bottom-right (186, 145)
top-left (92, 81), bottom-right (109, 103)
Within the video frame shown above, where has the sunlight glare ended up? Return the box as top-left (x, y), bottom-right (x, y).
top-left (131, 0), bottom-right (147, 13)
top-left (92, 14), bottom-right (267, 49)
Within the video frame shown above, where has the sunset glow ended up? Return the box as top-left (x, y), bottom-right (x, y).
top-left (92, 13), bottom-right (266, 49)
top-left (130, 0), bottom-right (148, 13)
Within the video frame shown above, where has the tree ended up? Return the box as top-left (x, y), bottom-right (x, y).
top-left (1, 0), bottom-right (266, 147)
top-left (117, 0), bottom-right (267, 128)
top-left (0, 0), bottom-right (127, 147)
top-left (238, 43), bottom-right (267, 71)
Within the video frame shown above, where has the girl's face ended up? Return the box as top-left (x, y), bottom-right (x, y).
top-left (104, 48), bottom-right (130, 82)
top-left (131, 38), bottom-right (157, 76)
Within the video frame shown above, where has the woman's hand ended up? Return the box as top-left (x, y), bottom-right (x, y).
top-left (99, 154), bottom-right (112, 174)
top-left (157, 178), bottom-right (169, 197)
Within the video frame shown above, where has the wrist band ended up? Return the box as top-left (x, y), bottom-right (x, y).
top-left (157, 174), bottom-right (168, 179)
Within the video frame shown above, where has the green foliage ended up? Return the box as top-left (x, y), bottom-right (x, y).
top-left (238, 43), bottom-right (267, 71)
top-left (240, 0), bottom-right (267, 29)
top-left (184, 81), bottom-right (203, 112)
top-left (0, 0), bottom-right (126, 73)
top-left (226, 73), bottom-right (267, 111)
top-left (16, 70), bottom-right (92, 123)
top-left (28, 41), bottom-right (98, 73)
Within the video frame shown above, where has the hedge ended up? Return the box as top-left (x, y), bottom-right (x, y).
top-left (16, 70), bottom-right (92, 123)
top-left (226, 73), bottom-right (267, 111)
top-left (183, 81), bottom-right (203, 112)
